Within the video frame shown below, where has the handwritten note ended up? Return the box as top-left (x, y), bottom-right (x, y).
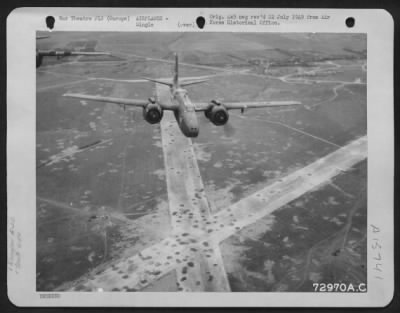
top-left (370, 224), bottom-right (383, 280)
top-left (8, 216), bottom-right (22, 275)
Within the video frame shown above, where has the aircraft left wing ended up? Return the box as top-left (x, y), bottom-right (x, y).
top-left (194, 100), bottom-right (301, 111)
top-left (63, 93), bottom-right (149, 107)
top-left (38, 50), bottom-right (110, 57)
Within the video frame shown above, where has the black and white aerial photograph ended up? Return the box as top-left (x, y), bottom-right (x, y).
top-left (36, 32), bottom-right (367, 292)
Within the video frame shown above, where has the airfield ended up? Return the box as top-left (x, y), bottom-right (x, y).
top-left (36, 32), bottom-right (367, 292)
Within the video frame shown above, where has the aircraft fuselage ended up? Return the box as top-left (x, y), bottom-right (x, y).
top-left (171, 87), bottom-right (199, 138)
top-left (63, 52), bottom-right (301, 139)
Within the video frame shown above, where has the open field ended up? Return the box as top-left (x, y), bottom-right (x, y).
top-left (36, 32), bottom-right (367, 291)
top-left (222, 161), bottom-right (367, 292)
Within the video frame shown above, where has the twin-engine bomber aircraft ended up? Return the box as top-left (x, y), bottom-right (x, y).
top-left (36, 36), bottom-right (110, 68)
top-left (64, 54), bottom-right (301, 138)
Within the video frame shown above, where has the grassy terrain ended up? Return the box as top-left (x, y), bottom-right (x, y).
top-left (222, 161), bottom-right (367, 292)
top-left (36, 32), bottom-right (367, 291)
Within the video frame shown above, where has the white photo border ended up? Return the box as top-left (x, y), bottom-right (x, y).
top-left (7, 7), bottom-right (394, 307)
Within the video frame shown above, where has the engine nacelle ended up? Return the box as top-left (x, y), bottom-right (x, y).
top-left (143, 98), bottom-right (163, 124)
top-left (205, 101), bottom-right (229, 126)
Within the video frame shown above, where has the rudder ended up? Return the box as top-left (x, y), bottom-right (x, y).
top-left (173, 53), bottom-right (179, 87)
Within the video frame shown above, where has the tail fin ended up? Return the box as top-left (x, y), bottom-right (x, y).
top-left (143, 53), bottom-right (179, 88)
top-left (173, 53), bottom-right (179, 87)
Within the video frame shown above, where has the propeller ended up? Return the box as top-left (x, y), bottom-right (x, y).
top-left (208, 99), bottom-right (236, 137)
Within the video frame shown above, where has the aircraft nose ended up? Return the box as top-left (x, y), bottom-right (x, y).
top-left (182, 112), bottom-right (199, 137)
top-left (189, 127), bottom-right (199, 137)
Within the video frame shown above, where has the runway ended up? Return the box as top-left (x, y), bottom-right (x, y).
top-left (158, 84), bottom-right (230, 291)
top-left (64, 105), bottom-right (366, 292)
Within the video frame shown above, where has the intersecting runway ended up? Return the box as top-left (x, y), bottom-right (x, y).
top-left (64, 83), bottom-right (367, 292)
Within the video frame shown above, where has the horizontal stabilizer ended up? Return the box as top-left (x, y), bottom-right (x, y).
top-left (180, 79), bottom-right (209, 87)
top-left (142, 77), bottom-right (173, 87)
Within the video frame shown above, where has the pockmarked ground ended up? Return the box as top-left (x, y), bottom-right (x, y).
top-left (36, 32), bottom-right (367, 291)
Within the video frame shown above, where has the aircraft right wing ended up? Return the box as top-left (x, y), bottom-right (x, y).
top-left (194, 100), bottom-right (301, 111)
top-left (63, 93), bottom-right (149, 107)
